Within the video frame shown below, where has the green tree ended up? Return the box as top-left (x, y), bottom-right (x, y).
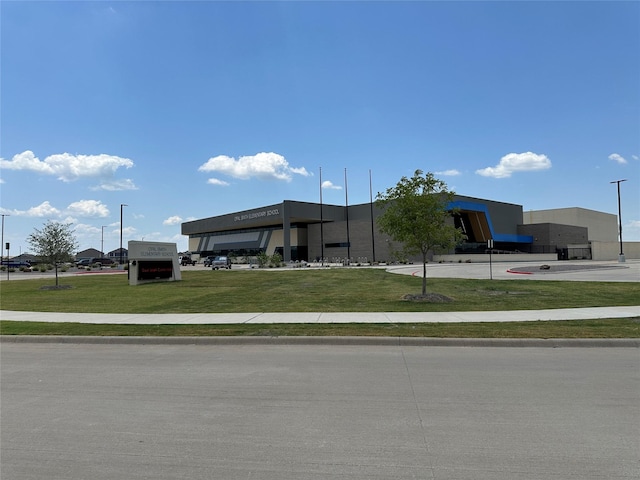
top-left (256, 251), bottom-right (270, 268)
top-left (270, 252), bottom-right (283, 267)
top-left (27, 221), bottom-right (79, 286)
top-left (376, 170), bottom-right (465, 296)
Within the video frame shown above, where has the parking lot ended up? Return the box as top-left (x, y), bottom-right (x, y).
top-left (2, 259), bottom-right (638, 283)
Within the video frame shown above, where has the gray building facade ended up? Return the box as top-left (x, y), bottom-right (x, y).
top-left (181, 195), bottom-right (533, 263)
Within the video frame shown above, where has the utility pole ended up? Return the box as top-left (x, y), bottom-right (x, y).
top-left (1, 214), bottom-right (9, 268)
top-left (610, 179), bottom-right (627, 263)
top-left (101, 225), bottom-right (106, 259)
top-left (369, 169), bottom-right (376, 264)
top-left (344, 168), bottom-right (350, 265)
top-left (319, 167), bottom-right (324, 266)
top-left (120, 204), bottom-right (128, 265)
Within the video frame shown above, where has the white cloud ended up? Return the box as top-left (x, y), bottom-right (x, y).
top-left (32, 201), bottom-right (63, 217)
top-left (435, 169), bottom-right (461, 176)
top-left (60, 215), bottom-right (78, 224)
top-left (4, 201), bottom-right (62, 217)
top-left (73, 222), bottom-right (100, 236)
top-left (608, 153), bottom-right (628, 165)
top-left (207, 178), bottom-right (230, 186)
top-left (0, 151), bottom-right (47, 173)
top-left (114, 225), bottom-right (137, 237)
top-left (632, 155), bottom-right (639, 161)
top-left (140, 232), bottom-right (163, 241)
top-left (199, 152), bottom-right (310, 182)
top-left (91, 178), bottom-right (138, 191)
top-left (5, 199), bottom-right (111, 220)
top-left (66, 199), bottom-right (110, 217)
top-left (163, 216), bottom-right (183, 226)
top-left (0, 150), bottom-right (134, 182)
top-left (322, 180), bottom-right (342, 190)
top-left (476, 152), bottom-right (551, 178)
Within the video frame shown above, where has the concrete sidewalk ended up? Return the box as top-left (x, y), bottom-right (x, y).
top-left (1, 306), bottom-right (638, 324)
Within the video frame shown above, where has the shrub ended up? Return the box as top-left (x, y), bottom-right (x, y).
top-left (270, 253), bottom-right (283, 268)
top-left (256, 252), bottom-right (269, 268)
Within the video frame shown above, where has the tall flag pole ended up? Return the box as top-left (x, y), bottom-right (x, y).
top-left (319, 167), bottom-right (324, 266)
top-left (344, 168), bottom-right (351, 264)
top-left (369, 169), bottom-right (376, 263)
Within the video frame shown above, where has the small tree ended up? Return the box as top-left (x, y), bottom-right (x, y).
top-left (376, 170), bottom-right (465, 296)
top-left (270, 252), bottom-right (283, 268)
top-left (28, 221), bottom-right (79, 286)
top-left (256, 251), bottom-right (269, 268)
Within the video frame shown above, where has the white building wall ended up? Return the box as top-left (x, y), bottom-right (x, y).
top-left (590, 241), bottom-right (640, 261)
top-left (523, 208), bottom-right (617, 242)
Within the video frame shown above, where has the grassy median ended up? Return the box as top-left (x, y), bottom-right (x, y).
top-left (1, 319), bottom-right (639, 338)
top-left (1, 269), bottom-right (638, 337)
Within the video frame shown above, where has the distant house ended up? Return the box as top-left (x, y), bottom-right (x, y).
top-left (75, 248), bottom-right (102, 260)
top-left (6, 253), bottom-right (40, 264)
top-left (107, 247), bottom-right (128, 263)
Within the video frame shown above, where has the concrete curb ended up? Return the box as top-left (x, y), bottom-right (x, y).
top-left (2, 335), bottom-right (638, 347)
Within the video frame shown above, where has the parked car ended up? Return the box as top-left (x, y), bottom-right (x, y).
top-left (76, 257), bottom-right (114, 267)
top-left (95, 257), bottom-right (115, 266)
top-left (1, 259), bottom-right (31, 269)
top-left (180, 255), bottom-right (196, 266)
top-left (211, 256), bottom-right (231, 270)
top-left (203, 256), bottom-right (216, 267)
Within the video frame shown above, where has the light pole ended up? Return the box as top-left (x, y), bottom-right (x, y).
top-left (610, 179), bottom-right (627, 263)
top-left (120, 204), bottom-right (128, 265)
top-left (1, 214), bottom-right (9, 267)
top-left (101, 226), bottom-right (106, 259)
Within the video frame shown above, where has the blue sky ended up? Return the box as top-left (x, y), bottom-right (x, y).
top-left (1, 1), bottom-right (639, 254)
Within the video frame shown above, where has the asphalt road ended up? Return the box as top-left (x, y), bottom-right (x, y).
top-left (2, 343), bottom-right (638, 480)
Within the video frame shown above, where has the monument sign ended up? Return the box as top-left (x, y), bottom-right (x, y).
top-left (127, 241), bottom-right (182, 286)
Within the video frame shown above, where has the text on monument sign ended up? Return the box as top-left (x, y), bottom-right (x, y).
top-left (139, 246), bottom-right (174, 257)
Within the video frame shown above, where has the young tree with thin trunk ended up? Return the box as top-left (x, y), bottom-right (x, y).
top-left (376, 170), bottom-right (465, 296)
top-left (28, 221), bottom-right (79, 286)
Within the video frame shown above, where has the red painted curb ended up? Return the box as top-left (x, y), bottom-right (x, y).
top-left (75, 270), bottom-right (128, 275)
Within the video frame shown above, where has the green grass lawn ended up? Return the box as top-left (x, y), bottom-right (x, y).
top-left (1, 268), bottom-right (639, 313)
top-left (1, 318), bottom-right (638, 338)
top-left (1, 269), bottom-right (638, 337)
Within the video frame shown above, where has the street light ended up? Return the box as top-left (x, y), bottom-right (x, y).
top-left (120, 204), bottom-right (128, 265)
top-left (101, 226), bottom-right (106, 259)
top-left (610, 179), bottom-right (627, 263)
top-left (1, 214), bottom-right (9, 267)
